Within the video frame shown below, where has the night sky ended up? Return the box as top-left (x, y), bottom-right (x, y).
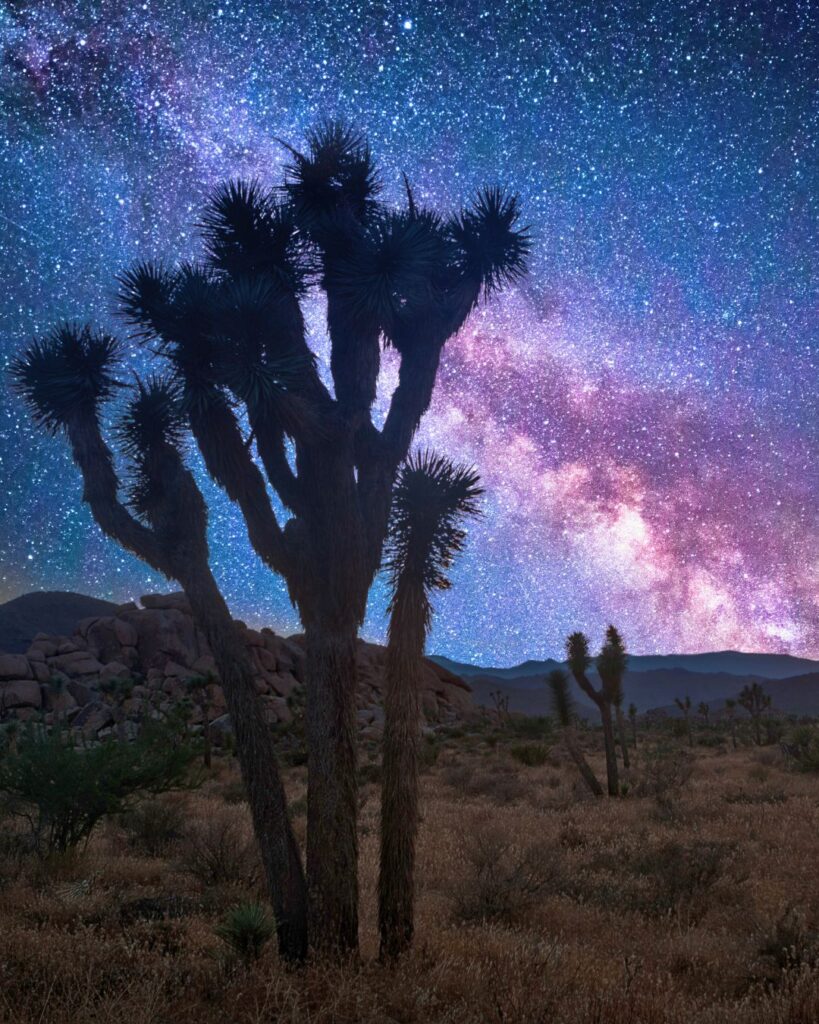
top-left (0, 1), bottom-right (816, 664)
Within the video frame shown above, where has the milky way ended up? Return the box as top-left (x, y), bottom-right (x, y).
top-left (0, 1), bottom-right (816, 663)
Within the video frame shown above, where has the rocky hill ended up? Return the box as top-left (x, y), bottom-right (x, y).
top-left (0, 591), bottom-right (119, 653)
top-left (0, 592), bottom-right (472, 741)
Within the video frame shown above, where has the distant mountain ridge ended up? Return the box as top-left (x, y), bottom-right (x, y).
top-left (430, 650), bottom-right (819, 681)
top-left (0, 592), bottom-right (119, 653)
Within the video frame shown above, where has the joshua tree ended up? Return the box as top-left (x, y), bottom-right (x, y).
top-left (598, 625), bottom-right (629, 769)
top-left (378, 452), bottom-right (481, 959)
top-left (547, 669), bottom-right (603, 797)
top-left (489, 688), bottom-right (511, 727)
top-left (724, 698), bottom-right (738, 748)
top-left (113, 123), bottom-right (528, 951)
top-left (697, 701), bottom-right (710, 727)
top-left (628, 702), bottom-right (639, 747)
top-left (566, 632), bottom-right (618, 796)
top-left (675, 695), bottom-right (693, 747)
top-left (186, 673), bottom-right (216, 769)
top-left (11, 349), bottom-right (307, 961)
top-left (738, 682), bottom-right (771, 746)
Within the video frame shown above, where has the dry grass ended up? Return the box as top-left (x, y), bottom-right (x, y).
top-left (1, 732), bottom-right (818, 1023)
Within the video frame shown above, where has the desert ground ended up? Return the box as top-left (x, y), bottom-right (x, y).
top-left (1, 720), bottom-right (818, 1024)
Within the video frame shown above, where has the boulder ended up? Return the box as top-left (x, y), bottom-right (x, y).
top-left (72, 701), bottom-right (114, 737)
top-left (50, 651), bottom-right (105, 678)
top-left (100, 661), bottom-right (130, 683)
top-left (0, 679), bottom-right (41, 708)
top-left (140, 592), bottom-right (192, 614)
top-left (0, 654), bottom-right (32, 681)
top-left (270, 671), bottom-right (300, 699)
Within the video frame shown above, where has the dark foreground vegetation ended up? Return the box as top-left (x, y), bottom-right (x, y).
top-left (1, 710), bottom-right (819, 1024)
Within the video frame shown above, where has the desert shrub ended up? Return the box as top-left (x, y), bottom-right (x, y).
top-left (178, 804), bottom-right (261, 887)
top-left (781, 725), bottom-right (819, 772)
top-left (418, 734), bottom-right (441, 772)
top-left (634, 839), bottom-right (738, 919)
top-left (752, 906), bottom-right (819, 988)
top-left (0, 721), bottom-right (198, 855)
top-left (507, 716), bottom-right (554, 741)
top-left (121, 796), bottom-right (185, 856)
top-left (441, 764), bottom-right (530, 804)
top-left (633, 744), bottom-right (693, 808)
top-left (509, 743), bottom-right (551, 767)
top-left (450, 825), bottom-right (562, 924)
top-left (214, 901), bottom-right (275, 964)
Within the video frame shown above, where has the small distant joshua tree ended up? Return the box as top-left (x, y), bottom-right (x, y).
top-left (724, 698), bottom-right (738, 748)
top-left (489, 688), bottom-right (511, 727)
top-left (698, 701), bottom-right (710, 727)
top-left (675, 695), bottom-right (693, 747)
top-left (566, 632), bottom-right (618, 796)
top-left (547, 669), bottom-right (603, 797)
top-left (598, 626), bottom-right (630, 770)
top-left (628, 702), bottom-right (639, 747)
top-left (738, 682), bottom-right (772, 746)
top-left (379, 452), bottom-right (481, 959)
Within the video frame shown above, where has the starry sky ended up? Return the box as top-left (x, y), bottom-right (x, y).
top-left (0, 0), bottom-right (816, 665)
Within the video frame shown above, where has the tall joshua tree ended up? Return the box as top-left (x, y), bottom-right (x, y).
top-left (19, 123), bottom-right (529, 953)
top-left (566, 632), bottom-right (619, 796)
top-left (10, 340), bottom-right (308, 961)
top-left (547, 669), bottom-right (603, 797)
top-left (598, 625), bottom-right (629, 770)
top-left (378, 452), bottom-right (481, 959)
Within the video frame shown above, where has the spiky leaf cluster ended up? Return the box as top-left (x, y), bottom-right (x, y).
top-left (598, 625), bottom-right (628, 704)
top-left (566, 632), bottom-right (592, 677)
top-left (117, 377), bottom-right (185, 520)
top-left (10, 324), bottom-right (121, 433)
top-left (199, 179), bottom-right (312, 293)
top-left (449, 186), bottom-right (531, 299)
top-left (282, 120), bottom-right (381, 231)
top-left (548, 669), bottom-right (575, 729)
top-left (385, 451), bottom-right (482, 607)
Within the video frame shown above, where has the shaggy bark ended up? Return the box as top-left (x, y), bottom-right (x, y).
top-left (615, 704), bottom-right (630, 769)
top-left (379, 589), bottom-right (425, 958)
top-left (65, 413), bottom-right (309, 962)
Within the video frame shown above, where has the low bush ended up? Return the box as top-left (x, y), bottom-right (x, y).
top-left (450, 824), bottom-right (562, 924)
top-left (121, 796), bottom-right (185, 856)
top-left (0, 721), bottom-right (199, 855)
top-left (178, 804), bottom-right (261, 887)
top-left (509, 743), bottom-right (551, 767)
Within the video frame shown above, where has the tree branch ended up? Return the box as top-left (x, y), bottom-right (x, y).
top-left (64, 413), bottom-right (171, 578)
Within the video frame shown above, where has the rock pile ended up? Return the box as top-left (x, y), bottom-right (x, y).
top-left (0, 592), bottom-right (472, 741)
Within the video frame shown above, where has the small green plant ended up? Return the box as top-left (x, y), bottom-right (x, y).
top-left (215, 901), bottom-right (276, 964)
top-left (0, 720), bottom-right (199, 855)
top-left (509, 743), bottom-right (551, 767)
top-left (781, 725), bottom-right (819, 772)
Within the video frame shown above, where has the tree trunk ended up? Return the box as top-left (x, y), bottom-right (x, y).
top-left (379, 594), bottom-right (424, 958)
top-left (180, 567), bottom-right (308, 962)
top-left (615, 705), bottom-right (630, 769)
top-left (601, 703), bottom-right (619, 796)
top-left (630, 718), bottom-right (638, 747)
top-left (304, 625), bottom-right (360, 955)
top-left (687, 716), bottom-right (694, 747)
top-left (564, 726), bottom-right (603, 797)
top-left (753, 715), bottom-right (762, 746)
top-left (730, 720), bottom-right (737, 749)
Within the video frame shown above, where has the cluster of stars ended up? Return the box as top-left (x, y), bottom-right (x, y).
top-left (0, 0), bottom-right (816, 663)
